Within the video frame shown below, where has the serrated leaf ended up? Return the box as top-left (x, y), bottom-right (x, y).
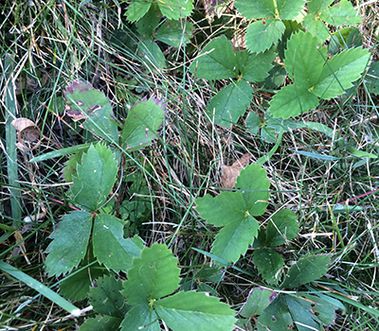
top-left (240, 287), bottom-right (275, 318)
top-left (268, 84), bottom-right (319, 119)
top-left (303, 14), bottom-right (330, 41)
top-left (245, 19), bottom-right (285, 54)
top-left (265, 209), bottom-right (299, 246)
top-left (189, 36), bottom-right (237, 80)
top-left (137, 39), bottom-right (167, 69)
top-left (155, 291), bottom-right (236, 331)
top-left (281, 255), bottom-right (331, 288)
top-left (276, 0), bottom-right (305, 20)
top-left (125, 0), bottom-right (153, 22)
top-left (69, 144), bottom-right (118, 211)
top-left (123, 244), bottom-right (180, 304)
top-left (320, 0), bottom-right (361, 26)
top-left (45, 211), bottom-right (92, 277)
top-left (135, 4), bottom-right (161, 37)
top-left (80, 315), bottom-right (122, 331)
top-left (235, 0), bottom-right (275, 19)
top-left (63, 80), bottom-right (119, 142)
top-left (207, 80), bottom-right (253, 128)
top-left (93, 214), bottom-right (144, 272)
top-left (253, 248), bottom-right (284, 284)
top-left (63, 150), bottom-right (85, 182)
top-left (257, 296), bottom-right (294, 331)
top-left (307, 0), bottom-right (333, 14)
top-left (313, 47), bottom-right (371, 99)
top-left (120, 304), bottom-right (160, 331)
top-left (89, 275), bottom-right (126, 317)
top-left (121, 100), bottom-right (164, 150)
top-left (156, 20), bottom-right (193, 47)
top-left (284, 31), bottom-right (327, 88)
top-left (285, 295), bottom-right (319, 331)
top-left (238, 50), bottom-right (276, 83)
top-left (158, 0), bottom-right (193, 20)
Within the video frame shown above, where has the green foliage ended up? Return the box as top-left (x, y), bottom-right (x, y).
top-left (252, 248), bottom-right (284, 284)
top-left (240, 288), bottom-right (274, 318)
top-left (196, 164), bottom-right (270, 262)
top-left (366, 61), bottom-right (379, 95)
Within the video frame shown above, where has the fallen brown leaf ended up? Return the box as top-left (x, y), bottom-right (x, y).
top-left (221, 153), bottom-right (251, 188)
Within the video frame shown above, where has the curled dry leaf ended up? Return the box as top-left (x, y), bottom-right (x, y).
top-left (201, 0), bottom-right (232, 23)
top-left (12, 117), bottom-right (40, 151)
top-left (220, 153), bottom-right (251, 188)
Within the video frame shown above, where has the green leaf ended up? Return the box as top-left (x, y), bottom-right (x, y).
top-left (155, 291), bottom-right (236, 331)
top-left (240, 287), bottom-right (275, 318)
top-left (245, 112), bottom-right (261, 135)
top-left (93, 214), bottom-right (144, 272)
top-left (189, 36), bottom-right (237, 80)
top-left (235, 0), bottom-right (275, 19)
top-left (120, 304), bottom-right (160, 331)
top-left (135, 4), bottom-right (161, 37)
top-left (89, 275), bottom-right (126, 317)
top-left (265, 209), bottom-right (299, 246)
top-left (320, 0), bottom-right (361, 26)
top-left (121, 100), bottom-right (164, 150)
top-left (80, 315), bottom-right (122, 331)
top-left (206, 80), bottom-right (253, 128)
top-left (284, 31), bottom-right (327, 88)
top-left (238, 50), bottom-right (276, 83)
top-left (281, 255), bottom-right (331, 288)
top-left (313, 47), bottom-right (371, 99)
top-left (285, 295), bottom-right (319, 331)
top-left (303, 14), bottom-right (330, 41)
top-left (245, 19), bottom-right (285, 54)
top-left (63, 150), bottom-right (85, 182)
top-left (276, 0), bottom-right (305, 20)
top-left (365, 60), bottom-right (379, 95)
top-left (156, 20), bottom-right (193, 48)
top-left (63, 80), bottom-right (119, 142)
top-left (158, 0), bottom-right (193, 20)
top-left (307, 0), bottom-right (333, 13)
top-left (137, 39), bottom-right (167, 69)
top-left (45, 211), bottom-right (92, 277)
top-left (123, 243), bottom-right (180, 304)
top-left (125, 0), bottom-right (153, 22)
top-left (253, 248), bottom-right (284, 284)
top-left (268, 84), bottom-right (319, 119)
top-left (69, 143), bottom-right (118, 211)
top-left (257, 296), bottom-right (294, 331)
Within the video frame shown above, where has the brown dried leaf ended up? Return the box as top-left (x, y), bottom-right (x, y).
top-left (12, 117), bottom-right (40, 151)
top-left (221, 153), bottom-right (251, 188)
top-left (201, 0), bottom-right (232, 23)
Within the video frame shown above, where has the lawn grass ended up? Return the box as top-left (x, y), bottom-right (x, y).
top-left (0, 0), bottom-right (378, 330)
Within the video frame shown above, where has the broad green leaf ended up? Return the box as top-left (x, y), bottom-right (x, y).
top-left (137, 39), bottom-right (166, 69)
top-left (240, 287), bottom-right (275, 318)
top-left (257, 296), bottom-right (294, 331)
top-left (235, 0), bottom-right (275, 19)
top-left (238, 50), bottom-right (276, 83)
top-left (136, 4), bottom-right (161, 37)
top-left (285, 295), bottom-right (319, 331)
top-left (64, 80), bottom-right (119, 142)
top-left (121, 100), bottom-right (164, 150)
top-left (155, 291), bottom-right (236, 331)
top-left (120, 304), bottom-right (160, 331)
top-left (245, 19), bottom-right (285, 54)
top-left (328, 27), bottom-right (363, 54)
top-left (156, 20), bottom-right (193, 48)
top-left (365, 60), bottom-right (379, 95)
top-left (69, 144), bottom-right (118, 211)
top-left (268, 84), bottom-right (319, 119)
top-left (123, 244), bottom-right (180, 304)
top-left (307, 0), bottom-right (333, 13)
top-left (93, 214), bottom-right (144, 272)
top-left (189, 36), bottom-right (237, 80)
top-left (45, 211), bottom-right (92, 277)
top-left (313, 47), bottom-right (371, 99)
top-left (245, 111), bottom-right (260, 135)
top-left (276, 0), bottom-right (305, 20)
top-left (252, 248), bottom-right (284, 284)
top-left (63, 149), bottom-right (85, 182)
top-left (321, 0), bottom-right (361, 26)
top-left (265, 209), bottom-right (299, 246)
top-left (236, 164), bottom-right (270, 216)
top-left (212, 215), bottom-right (259, 262)
top-left (125, 0), bottom-right (152, 22)
top-left (80, 315), bottom-right (121, 331)
top-left (89, 275), bottom-right (126, 317)
top-left (281, 255), bottom-right (331, 288)
top-left (303, 14), bottom-right (330, 41)
top-left (284, 31), bottom-right (327, 87)
top-left (157, 0), bottom-right (193, 20)
top-left (206, 80), bottom-right (253, 128)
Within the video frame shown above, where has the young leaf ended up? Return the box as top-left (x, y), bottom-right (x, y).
top-left (238, 50), bottom-right (276, 83)
top-left (245, 19), bottom-right (285, 54)
top-left (252, 248), bottom-right (284, 284)
top-left (89, 275), bottom-right (126, 317)
top-left (206, 80), bottom-right (253, 128)
top-left (189, 36), bottom-right (237, 80)
top-left (265, 209), bottom-right (299, 246)
top-left (281, 255), bottom-right (331, 288)
top-left (312, 47), bottom-right (371, 99)
top-left (121, 100), bottom-right (164, 150)
top-left (268, 84), bottom-right (319, 119)
top-left (92, 214), bottom-right (144, 272)
top-left (240, 287), bottom-right (275, 318)
top-left (320, 0), bottom-right (361, 26)
top-left (155, 291), bottom-right (236, 331)
top-left (80, 315), bottom-right (121, 331)
top-left (69, 143), bottom-right (118, 211)
top-left (158, 0), bottom-right (193, 20)
top-left (45, 211), bottom-right (92, 277)
top-left (123, 244), bottom-right (180, 304)
top-left (120, 304), bottom-right (160, 331)
top-left (235, 0), bottom-right (275, 19)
